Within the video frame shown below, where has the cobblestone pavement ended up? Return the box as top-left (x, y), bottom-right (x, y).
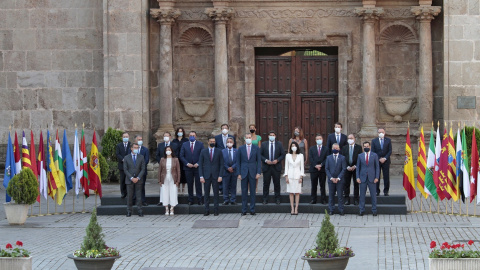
top-left (1, 176), bottom-right (480, 270)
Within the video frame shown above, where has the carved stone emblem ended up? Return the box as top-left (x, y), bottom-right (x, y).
top-left (270, 19), bottom-right (318, 34)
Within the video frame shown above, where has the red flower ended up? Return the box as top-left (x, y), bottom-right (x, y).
top-left (15, 241), bottom-right (23, 247)
top-left (5, 243), bottom-right (12, 249)
top-left (440, 246), bottom-right (445, 250)
top-left (442, 242), bottom-right (449, 247)
top-left (462, 244), bottom-right (465, 248)
top-left (469, 240), bottom-right (474, 246)
top-left (430, 241), bottom-right (437, 249)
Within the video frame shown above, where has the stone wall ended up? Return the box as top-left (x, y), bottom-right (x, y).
top-left (0, 0), bottom-right (104, 141)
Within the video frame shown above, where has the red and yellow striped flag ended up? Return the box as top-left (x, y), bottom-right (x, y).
top-left (88, 131), bottom-right (102, 198)
top-left (21, 131), bottom-right (32, 170)
top-left (417, 126), bottom-right (428, 198)
top-left (447, 126), bottom-right (458, 201)
top-left (403, 125), bottom-right (416, 200)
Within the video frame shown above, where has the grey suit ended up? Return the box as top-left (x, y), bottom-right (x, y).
top-left (123, 153), bottom-right (146, 213)
top-left (356, 152), bottom-right (380, 214)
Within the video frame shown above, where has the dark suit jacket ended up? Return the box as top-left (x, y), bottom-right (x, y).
top-left (116, 141), bottom-right (131, 170)
top-left (236, 144), bottom-right (262, 179)
top-left (308, 144), bottom-right (328, 173)
top-left (123, 154), bottom-right (145, 184)
top-left (138, 146), bottom-right (149, 168)
top-left (356, 152), bottom-right (380, 183)
top-left (325, 154), bottom-right (347, 181)
top-left (215, 134), bottom-right (237, 149)
top-left (199, 147), bottom-right (224, 179)
top-left (341, 144), bottom-right (362, 167)
top-left (371, 137), bottom-right (392, 165)
top-left (260, 140), bottom-right (285, 172)
top-left (156, 142), bottom-right (178, 162)
top-left (326, 133), bottom-right (348, 155)
top-left (172, 138), bottom-right (188, 157)
top-left (222, 148), bottom-right (238, 176)
top-left (179, 140), bottom-right (204, 170)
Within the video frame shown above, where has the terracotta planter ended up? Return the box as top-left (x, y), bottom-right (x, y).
top-left (0, 256), bottom-right (32, 270)
top-left (67, 254), bottom-right (121, 270)
top-left (301, 255), bottom-right (353, 270)
top-left (3, 203), bottom-right (30, 225)
top-left (429, 258), bottom-right (480, 270)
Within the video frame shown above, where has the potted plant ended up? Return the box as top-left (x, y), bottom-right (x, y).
top-left (4, 168), bottom-right (39, 225)
top-left (0, 241), bottom-right (32, 270)
top-left (67, 208), bottom-right (120, 270)
top-left (301, 211), bottom-right (354, 270)
top-left (429, 240), bottom-right (480, 269)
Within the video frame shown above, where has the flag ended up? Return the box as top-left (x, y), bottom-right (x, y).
top-left (434, 127), bottom-right (445, 200)
top-left (439, 128), bottom-right (451, 200)
top-left (417, 126), bottom-right (428, 198)
top-left (425, 126), bottom-right (438, 200)
top-left (471, 128), bottom-right (478, 203)
top-left (88, 131), bottom-right (102, 198)
top-left (46, 130), bottom-right (59, 200)
top-left (37, 131), bottom-right (48, 200)
top-left (80, 129), bottom-right (89, 197)
top-left (456, 127), bottom-right (464, 202)
top-left (14, 131), bottom-right (21, 174)
top-left (3, 132), bottom-right (16, 202)
top-left (73, 128), bottom-right (82, 196)
top-left (54, 130), bottom-right (66, 204)
top-left (62, 129), bottom-right (75, 193)
top-left (21, 131), bottom-right (32, 171)
top-left (29, 131), bottom-right (39, 202)
top-left (403, 126), bottom-right (416, 200)
top-left (447, 127), bottom-right (458, 201)
top-left (461, 127), bottom-right (470, 201)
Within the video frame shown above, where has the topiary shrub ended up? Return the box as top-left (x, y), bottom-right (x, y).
top-left (6, 168), bottom-right (39, 205)
top-left (316, 210), bottom-right (338, 252)
top-left (80, 208), bottom-right (105, 252)
top-left (101, 127), bottom-right (123, 162)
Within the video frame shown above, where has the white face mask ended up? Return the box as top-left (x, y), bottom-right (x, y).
top-left (269, 136), bottom-right (275, 142)
top-left (291, 147), bottom-right (297, 152)
top-left (137, 140), bottom-right (143, 146)
top-left (379, 133), bottom-right (385, 138)
top-left (316, 140), bottom-right (323, 145)
top-left (222, 129), bottom-right (229, 135)
top-left (334, 127), bottom-right (341, 133)
top-left (348, 139), bottom-right (354, 145)
top-left (164, 136), bottom-right (170, 142)
top-left (245, 139), bottom-right (252, 144)
top-left (226, 143), bottom-right (233, 148)
top-left (166, 151), bottom-right (172, 156)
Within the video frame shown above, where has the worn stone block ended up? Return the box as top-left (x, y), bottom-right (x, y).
top-left (13, 29), bottom-right (36, 50)
top-left (0, 110), bottom-right (13, 129)
top-left (448, 62), bottom-right (462, 86)
top-left (38, 88), bottom-right (62, 110)
top-left (469, 0), bottom-right (480, 15)
top-left (45, 71), bottom-right (66, 87)
top-left (109, 11), bottom-right (142, 33)
top-left (28, 9), bottom-right (48, 28)
top-left (62, 88), bottom-right (78, 110)
top-left (462, 62), bottom-right (480, 85)
top-left (66, 71), bottom-right (86, 87)
top-left (52, 8), bottom-right (78, 29)
top-left (93, 50), bottom-right (103, 71)
top-left (77, 88), bottom-right (96, 109)
top-left (108, 33), bottom-right (127, 55)
top-left (5, 72), bottom-right (17, 88)
top-left (127, 33), bottom-right (142, 54)
top-left (2, 0), bottom-right (15, 8)
top-left (27, 51), bottom-right (52, 71)
top-left (23, 89), bottom-right (37, 110)
top-left (0, 30), bottom-right (13, 50)
top-left (0, 52), bottom-right (3, 71)
top-left (86, 71), bottom-right (103, 87)
top-left (13, 110), bottom-right (30, 129)
top-left (53, 110), bottom-right (91, 129)
top-left (17, 71), bottom-right (46, 88)
top-left (16, 0), bottom-right (48, 8)
top-left (52, 50), bottom-right (92, 70)
top-left (0, 74), bottom-right (6, 89)
top-left (30, 109), bottom-right (52, 129)
top-left (108, 71), bottom-right (134, 88)
top-left (94, 87), bottom-right (104, 110)
top-left (5, 9), bottom-right (29, 29)
top-left (0, 89), bottom-right (22, 110)
top-left (35, 29), bottom-right (58, 50)
top-left (4, 51), bottom-right (25, 71)
top-left (107, 87), bottom-right (138, 110)
top-left (76, 8), bottom-right (95, 28)
top-left (56, 29), bottom-right (102, 50)
top-left (475, 41), bottom-right (480, 61)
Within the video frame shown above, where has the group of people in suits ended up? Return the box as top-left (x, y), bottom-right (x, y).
top-left (116, 122), bottom-right (392, 217)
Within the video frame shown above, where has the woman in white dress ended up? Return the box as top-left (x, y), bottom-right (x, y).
top-left (158, 146), bottom-right (181, 216)
top-left (284, 141), bottom-right (305, 215)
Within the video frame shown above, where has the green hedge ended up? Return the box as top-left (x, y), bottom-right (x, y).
top-left (7, 168), bottom-right (39, 205)
top-left (454, 126), bottom-right (480, 161)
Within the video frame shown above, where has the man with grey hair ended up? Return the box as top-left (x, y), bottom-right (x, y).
top-left (341, 134), bottom-right (362, 205)
top-left (371, 128), bottom-right (392, 196)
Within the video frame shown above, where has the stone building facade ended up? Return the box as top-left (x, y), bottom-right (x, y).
top-left (0, 0), bottom-right (479, 175)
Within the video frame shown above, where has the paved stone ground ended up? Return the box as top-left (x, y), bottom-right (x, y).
top-left (1, 176), bottom-right (480, 270)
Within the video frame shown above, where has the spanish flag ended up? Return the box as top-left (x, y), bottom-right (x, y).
top-left (403, 125), bottom-right (416, 200)
top-left (416, 126), bottom-right (428, 199)
top-left (88, 131), bottom-right (102, 198)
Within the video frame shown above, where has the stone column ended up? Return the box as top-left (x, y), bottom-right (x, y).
top-left (355, 8), bottom-right (384, 137)
top-left (205, 7), bottom-right (234, 132)
top-left (150, 8), bottom-right (181, 139)
top-left (411, 6), bottom-right (441, 125)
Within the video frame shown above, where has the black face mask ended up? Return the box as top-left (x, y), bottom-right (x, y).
top-left (364, 148), bottom-right (370, 153)
top-left (332, 149), bottom-right (339, 154)
top-left (250, 129), bottom-right (255, 134)
top-left (210, 143), bottom-right (215, 148)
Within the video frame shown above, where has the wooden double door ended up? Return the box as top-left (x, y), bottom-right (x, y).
top-left (255, 55), bottom-right (338, 150)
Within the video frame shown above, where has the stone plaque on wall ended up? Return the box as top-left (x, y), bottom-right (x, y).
top-left (457, 96), bottom-right (476, 109)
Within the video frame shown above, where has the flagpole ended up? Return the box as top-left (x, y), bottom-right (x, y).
top-left (72, 179), bottom-right (76, 213)
top-left (459, 198), bottom-right (462, 216)
top-left (54, 193), bottom-right (57, 214)
top-left (63, 196), bottom-right (67, 214)
top-left (82, 192), bottom-right (86, 213)
top-left (95, 194), bottom-right (98, 208)
top-left (38, 197), bottom-right (43, 216)
top-left (420, 197), bottom-right (423, 212)
top-left (46, 196), bottom-right (51, 215)
top-left (429, 196), bottom-right (432, 213)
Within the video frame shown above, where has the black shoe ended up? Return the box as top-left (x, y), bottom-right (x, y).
top-left (188, 202), bottom-right (194, 206)
top-left (126, 211), bottom-right (132, 217)
top-left (321, 199), bottom-right (327, 205)
top-left (121, 194), bottom-right (127, 199)
top-left (275, 200), bottom-right (281, 205)
top-left (250, 212), bottom-right (256, 215)
top-left (214, 212), bottom-right (219, 216)
top-left (219, 191), bottom-right (223, 195)
top-left (138, 212), bottom-right (144, 217)
top-left (354, 200), bottom-right (359, 206)
top-left (376, 192), bottom-right (380, 196)
top-left (309, 200), bottom-right (317, 204)
top-left (384, 193), bottom-right (389, 196)
top-left (373, 213), bottom-right (378, 216)
top-left (329, 211), bottom-right (334, 215)
top-left (241, 212), bottom-right (247, 216)
top-left (157, 202), bottom-right (163, 206)
top-left (358, 212), bottom-right (364, 216)
top-left (262, 200), bottom-right (268, 205)
top-left (198, 202), bottom-right (202, 205)
top-left (142, 202), bottom-right (148, 207)
top-left (340, 212), bottom-right (345, 216)
top-left (223, 202), bottom-right (229, 205)
top-left (344, 199), bottom-right (350, 205)
top-left (204, 211), bottom-right (210, 216)
top-left (230, 202), bottom-right (237, 205)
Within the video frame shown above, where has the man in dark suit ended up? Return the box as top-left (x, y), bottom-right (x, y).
top-left (237, 133), bottom-right (262, 215)
top-left (222, 137), bottom-right (238, 205)
top-left (371, 128), bottom-right (392, 196)
top-left (325, 143), bottom-right (347, 215)
top-left (156, 131), bottom-right (178, 162)
top-left (260, 131), bottom-right (285, 204)
top-left (326, 122), bottom-right (348, 155)
top-left (356, 141), bottom-right (380, 216)
top-left (199, 137), bottom-right (224, 216)
top-left (341, 134), bottom-right (362, 205)
top-left (215, 124), bottom-right (236, 194)
top-left (179, 131), bottom-right (204, 205)
top-left (134, 135), bottom-right (149, 206)
top-left (124, 143), bottom-right (146, 217)
top-left (308, 134), bottom-right (328, 204)
top-left (116, 132), bottom-right (131, 199)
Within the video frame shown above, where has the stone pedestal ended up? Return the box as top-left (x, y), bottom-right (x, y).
top-left (356, 7), bottom-right (384, 138)
top-left (411, 6), bottom-right (441, 126)
top-left (150, 8), bottom-right (181, 141)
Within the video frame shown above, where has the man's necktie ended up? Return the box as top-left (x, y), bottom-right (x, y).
top-left (366, 153), bottom-right (369, 165)
top-left (124, 143), bottom-right (127, 152)
top-left (133, 155), bottom-right (136, 166)
top-left (349, 145), bottom-right (353, 164)
top-left (229, 149), bottom-right (233, 166)
top-left (210, 149), bottom-right (213, 161)
top-left (336, 135), bottom-right (339, 144)
top-left (318, 146), bottom-right (321, 157)
top-left (380, 139), bottom-right (384, 150)
top-left (270, 142), bottom-right (274, 161)
top-left (190, 142), bottom-right (194, 153)
top-left (247, 146), bottom-right (251, 160)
